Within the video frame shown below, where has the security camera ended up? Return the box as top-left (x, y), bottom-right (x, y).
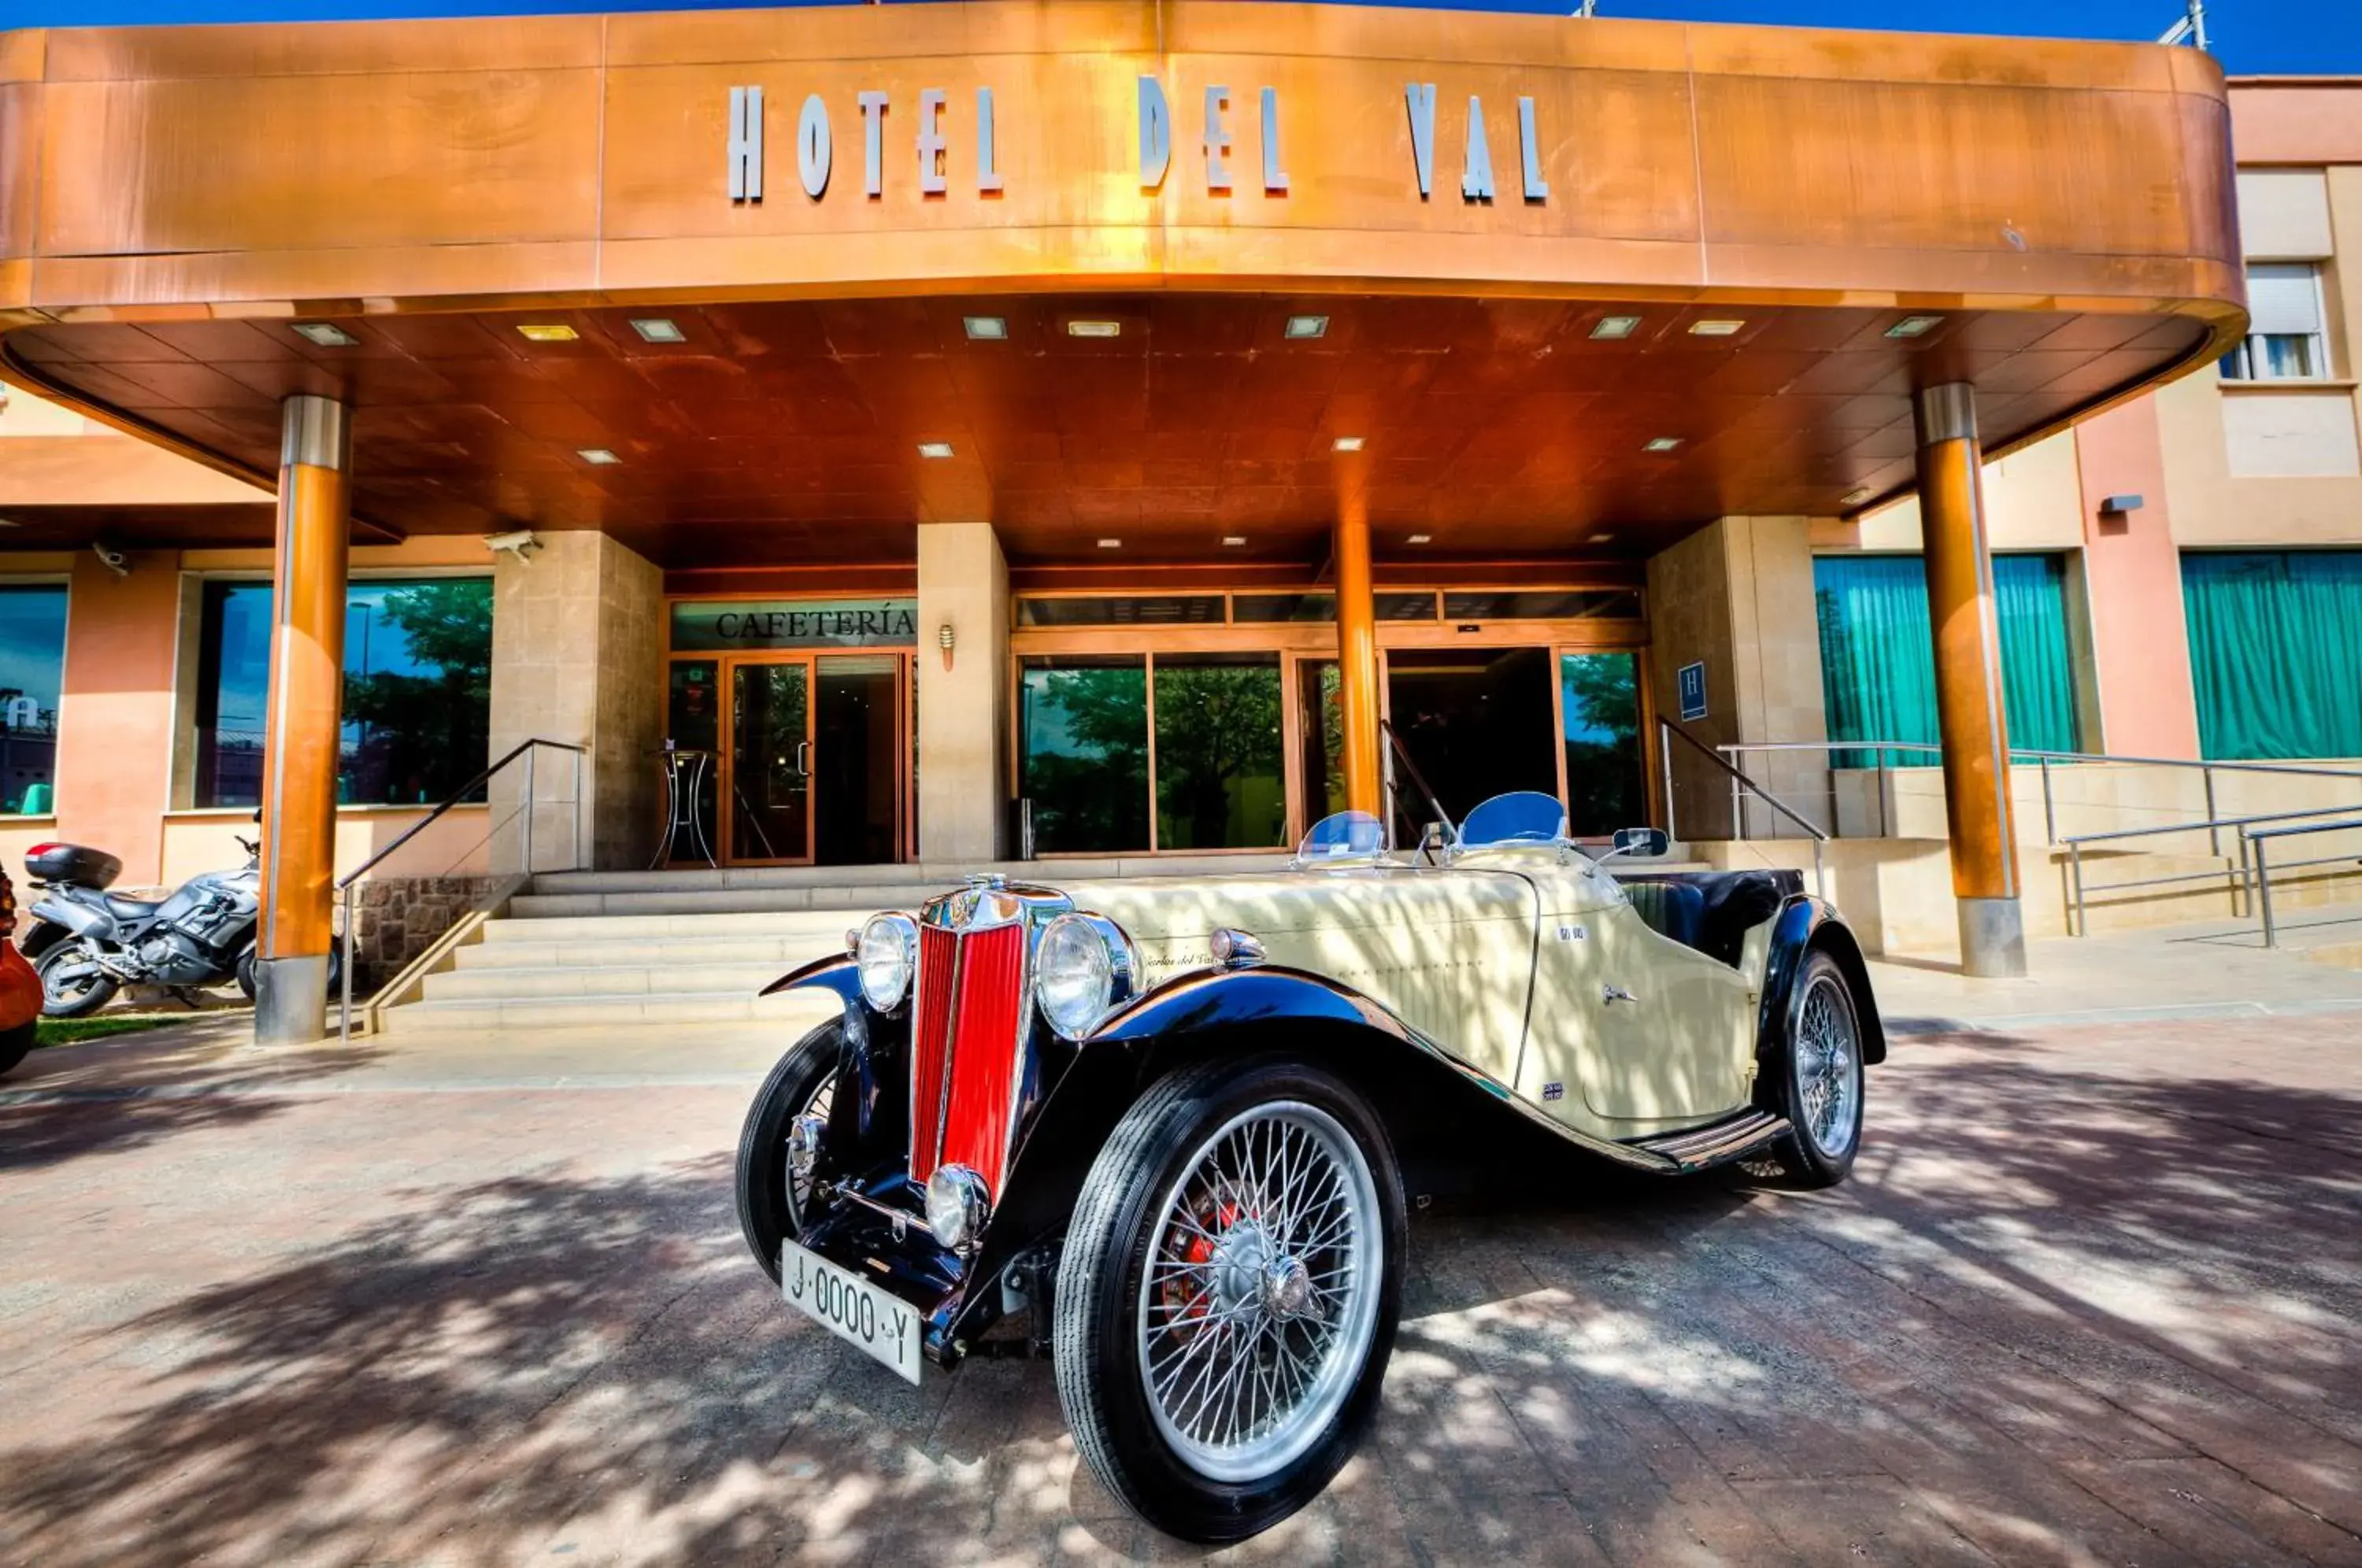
top-left (482, 528), bottom-right (542, 561)
top-left (91, 539), bottom-right (130, 578)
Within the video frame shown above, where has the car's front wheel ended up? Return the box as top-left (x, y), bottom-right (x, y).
top-left (734, 1018), bottom-right (842, 1284)
top-left (1767, 950), bottom-right (1866, 1187)
top-left (1053, 1056), bottom-right (1405, 1544)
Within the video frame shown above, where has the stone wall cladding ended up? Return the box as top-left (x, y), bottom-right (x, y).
top-left (349, 875), bottom-right (499, 992)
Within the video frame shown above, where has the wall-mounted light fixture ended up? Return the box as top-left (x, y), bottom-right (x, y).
top-left (939, 620), bottom-right (957, 671)
top-left (2099, 494), bottom-right (2145, 516)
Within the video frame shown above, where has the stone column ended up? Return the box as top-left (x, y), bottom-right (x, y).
top-left (916, 521), bottom-right (1008, 864)
top-left (254, 394), bottom-right (349, 1045)
top-left (1915, 383), bottom-right (2027, 978)
top-left (487, 531), bottom-right (663, 875)
top-left (1643, 515), bottom-right (1831, 842)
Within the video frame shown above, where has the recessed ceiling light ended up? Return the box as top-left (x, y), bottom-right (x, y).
top-left (516, 324), bottom-right (579, 343)
top-left (1097, 538), bottom-right (1122, 549)
top-left (292, 322), bottom-right (359, 348)
top-left (1688, 319), bottom-right (1745, 338)
top-left (1285, 314), bottom-right (1329, 339)
top-left (1221, 535), bottom-right (1247, 546)
top-left (963, 316), bottom-right (1007, 341)
top-left (577, 447), bottom-right (621, 465)
top-left (1589, 531), bottom-right (1616, 543)
top-left (628, 317), bottom-right (685, 344)
top-left (917, 442), bottom-right (955, 459)
top-left (1842, 486), bottom-right (1874, 505)
top-left (1643, 436), bottom-right (1683, 453)
top-left (1590, 315), bottom-right (1642, 340)
top-left (1332, 435), bottom-right (1365, 453)
top-left (1407, 533), bottom-right (1432, 545)
top-left (1885, 315), bottom-right (1944, 339)
top-left (1067, 320), bottom-right (1122, 338)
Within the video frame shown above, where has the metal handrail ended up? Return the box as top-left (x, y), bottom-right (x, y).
top-left (1659, 719), bottom-right (1829, 898)
top-left (2243, 815), bottom-right (2362, 949)
top-left (1715, 738), bottom-right (2362, 847)
top-left (2061, 800), bottom-right (2362, 937)
top-left (335, 737), bottom-right (587, 1041)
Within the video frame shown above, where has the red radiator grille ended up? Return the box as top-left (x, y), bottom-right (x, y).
top-left (909, 923), bottom-right (960, 1185)
top-left (938, 922), bottom-right (1029, 1194)
top-left (908, 920), bottom-right (1030, 1193)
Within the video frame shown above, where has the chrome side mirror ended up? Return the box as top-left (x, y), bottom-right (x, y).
top-left (1612, 827), bottom-right (1670, 858)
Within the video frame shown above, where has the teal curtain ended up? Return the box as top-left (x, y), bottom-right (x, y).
top-left (2183, 551), bottom-right (2362, 760)
top-left (1814, 553), bottom-right (2081, 769)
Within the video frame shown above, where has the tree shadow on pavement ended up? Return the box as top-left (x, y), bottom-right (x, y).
top-left (0, 1043), bottom-right (385, 1174)
top-left (1, 1039), bottom-right (2357, 1566)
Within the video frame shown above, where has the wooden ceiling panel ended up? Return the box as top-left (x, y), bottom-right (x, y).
top-left (9, 292), bottom-right (2213, 566)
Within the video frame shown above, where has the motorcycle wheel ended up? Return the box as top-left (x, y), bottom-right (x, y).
top-left (35, 937), bottom-right (119, 1019)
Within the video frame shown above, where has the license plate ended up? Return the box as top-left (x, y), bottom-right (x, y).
top-left (780, 1237), bottom-right (924, 1385)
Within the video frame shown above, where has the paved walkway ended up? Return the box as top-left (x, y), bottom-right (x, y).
top-left (3, 992), bottom-right (2359, 1566)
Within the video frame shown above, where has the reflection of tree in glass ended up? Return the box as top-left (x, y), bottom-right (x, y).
top-left (1153, 663), bottom-right (1284, 849)
top-left (1024, 666), bottom-right (1150, 852)
top-left (341, 581), bottom-right (494, 805)
top-left (1560, 653), bottom-right (1642, 837)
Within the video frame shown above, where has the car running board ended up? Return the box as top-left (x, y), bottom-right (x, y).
top-left (1623, 1109), bottom-right (1789, 1172)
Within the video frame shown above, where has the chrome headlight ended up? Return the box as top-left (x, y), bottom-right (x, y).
top-left (856, 912), bottom-right (917, 1011)
top-left (1035, 912), bottom-right (1138, 1042)
top-left (924, 1163), bottom-right (991, 1252)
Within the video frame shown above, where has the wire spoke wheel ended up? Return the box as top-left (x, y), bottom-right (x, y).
top-left (1793, 971), bottom-right (1860, 1159)
top-left (1134, 1100), bottom-right (1383, 1483)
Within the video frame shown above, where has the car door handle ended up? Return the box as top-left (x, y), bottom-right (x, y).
top-left (1602, 983), bottom-right (1637, 1005)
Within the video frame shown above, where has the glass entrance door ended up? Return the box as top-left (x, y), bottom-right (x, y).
top-left (727, 658), bottom-right (812, 863)
top-left (813, 654), bottom-right (903, 866)
top-left (1383, 646), bottom-right (1560, 845)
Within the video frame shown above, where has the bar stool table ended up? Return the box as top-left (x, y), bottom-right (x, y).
top-left (650, 745), bottom-right (718, 868)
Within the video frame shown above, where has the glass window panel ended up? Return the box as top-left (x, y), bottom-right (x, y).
top-left (0, 583), bottom-right (66, 815)
top-left (195, 582), bottom-right (273, 808)
top-left (1297, 659), bottom-right (1344, 825)
top-left (1019, 656), bottom-right (1148, 852)
top-left (1153, 653), bottom-right (1287, 850)
top-left (2183, 549), bottom-right (2362, 760)
top-left (1443, 590), bottom-right (1643, 621)
top-left (1560, 653), bottom-right (1644, 838)
top-left (1232, 593), bottom-right (1337, 623)
top-left (1375, 592), bottom-right (1439, 621)
top-left (341, 579), bottom-right (494, 806)
top-left (197, 578), bottom-right (493, 809)
top-left (1016, 596), bottom-right (1225, 627)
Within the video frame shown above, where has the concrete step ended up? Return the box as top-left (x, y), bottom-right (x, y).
top-left (380, 988), bottom-right (830, 1034)
top-left (508, 884), bottom-right (946, 919)
top-left (456, 930), bottom-right (842, 971)
top-left (479, 908), bottom-right (862, 944)
top-left (424, 960), bottom-right (794, 1000)
top-left (526, 853), bottom-right (1294, 897)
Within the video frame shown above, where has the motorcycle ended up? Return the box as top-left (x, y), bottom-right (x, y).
top-left (15, 836), bottom-right (338, 1019)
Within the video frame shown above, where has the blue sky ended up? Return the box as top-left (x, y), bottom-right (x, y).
top-left (9, 0), bottom-right (2355, 76)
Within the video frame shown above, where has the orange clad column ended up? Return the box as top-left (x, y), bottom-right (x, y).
top-left (1914, 383), bottom-right (2026, 978)
top-left (1332, 476), bottom-right (1382, 821)
top-left (254, 395), bottom-right (350, 1045)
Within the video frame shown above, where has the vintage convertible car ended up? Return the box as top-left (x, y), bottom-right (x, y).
top-left (735, 790), bottom-right (1882, 1543)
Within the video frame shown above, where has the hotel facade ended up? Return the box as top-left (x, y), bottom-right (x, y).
top-left (3, 4), bottom-right (2353, 1037)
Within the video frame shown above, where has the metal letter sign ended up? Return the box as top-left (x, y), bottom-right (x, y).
top-left (797, 94), bottom-right (831, 198)
top-left (1203, 85), bottom-right (1232, 190)
top-left (1405, 83), bottom-right (1438, 198)
top-left (1461, 96), bottom-right (1494, 202)
top-left (917, 88), bottom-right (948, 194)
top-left (857, 91), bottom-right (888, 197)
top-left (977, 87), bottom-right (1003, 192)
top-left (1678, 661), bottom-right (1709, 723)
top-left (727, 86), bottom-right (763, 202)
top-left (1518, 96), bottom-right (1549, 201)
top-left (1138, 76), bottom-right (1172, 189)
top-left (1261, 86), bottom-right (1290, 192)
